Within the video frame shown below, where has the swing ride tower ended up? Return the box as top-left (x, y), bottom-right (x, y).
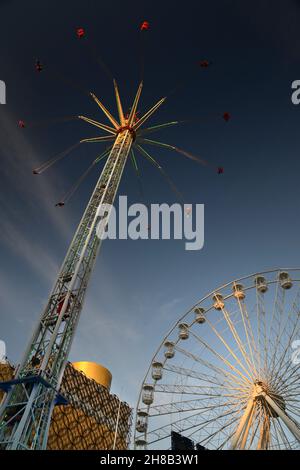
top-left (0, 80), bottom-right (172, 449)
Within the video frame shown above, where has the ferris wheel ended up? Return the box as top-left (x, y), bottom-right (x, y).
top-left (134, 269), bottom-right (300, 450)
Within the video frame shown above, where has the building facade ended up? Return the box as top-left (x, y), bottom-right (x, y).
top-left (0, 362), bottom-right (132, 450)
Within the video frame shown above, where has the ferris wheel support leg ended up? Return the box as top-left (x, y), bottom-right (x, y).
top-left (257, 415), bottom-right (270, 450)
top-left (262, 393), bottom-right (300, 443)
top-left (230, 399), bottom-right (254, 450)
top-left (239, 403), bottom-right (256, 450)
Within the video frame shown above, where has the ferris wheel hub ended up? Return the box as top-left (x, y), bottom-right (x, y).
top-left (252, 381), bottom-right (286, 418)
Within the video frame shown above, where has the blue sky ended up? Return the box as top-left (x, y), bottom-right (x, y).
top-left (1, 0), bottom-right (300, 409)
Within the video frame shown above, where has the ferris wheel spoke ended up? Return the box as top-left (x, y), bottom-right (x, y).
top-left (218, 306), bottom-right (256, 380)
top-left (192, 399), bottom-right (248, 449)
top-left (263, 406), bottom-right (273, 449)
top-left (287, 401), bottom-right (300, 410)
top-left (276, 372), bottom-right (299, 398)
top-left (199, 317), bottom-right (254, 382)
top-left (271, 321), bottom-right (300, 388)
top-left (256, 406), bottom-right (267, 449)
top-left (217, 428), bottom-right (239, 450)
top-left (285, 391), bottom-right (300, 405)
top-left (272, 344), bottom-right (300, 390)
top-left (263, 394), bottom-right (300, 443)
top-left (270, 289), bottom-right (296, 382)
top-left (269, 417), bottom-right (281, 450)
top-left (191, 332), bottom-right (251, 381)
top-left (186, 406), bottom-right (245, 445)
top-left (163, 363), bottom-right (230, 388)
top-left (163, 364), bottom-right (245, 394)
top-left (247, 414), bottom-right (263, 450)
top-left (176, 346), bottom-right (249, 385)
top-left (147, 409), bottom-right (216, 443)
top-left (219, 435), bottom-right (234, 450)
top-left (276, 418), bottom-right (293, 450)
top-left (285, 404), bottom-right (300, 419)
top-left (272, 285), bottom-right (300, 380)
top-left (255, 290), bottom-right (263, 379)
top-left (246, 409), bottom-right (261, 449)
top-left (153, 383), bottom-right (246, 401)
top-left (275, 336), bottom-right (299, 383)
top-left (147, 406), bottom-right (242, 445)
top-left (189, 415), bottom-right (239, 449)
top-left (238, 399), bottom-right (259, 449)
top-left (230, 398), bottom-right (256, 449)
top-left (235, 297), bottom-right (259, 378)
top-left (281, 392), bottom-right (300, 400)
top-left (256, 290), bottom-right (270, 378)
top-left (267, 280), bottom-right (286, 376)
top-left (269, 301), bottom-right (300, 383)
top-left (275, 360), bottom-right (300, 393)
top-left (280, 370), bottom-right (300, 394)
top-left (146, 398), bottom-right (238, 417)
top-left (265, 415), bottom-right (280, 450)
top-left (285, 402), bottom-right (300, 412)
top-left (149, 400), bottom-right (240, 418)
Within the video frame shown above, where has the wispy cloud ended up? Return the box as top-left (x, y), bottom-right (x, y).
top-left (0, 218), bottom-right (59, 282)
top-left (156, 296), bottom-right (183, 321)
top-left (0, 109), bottom-right (72, 239)
top-left (0, 109), bottom-right (75, 282)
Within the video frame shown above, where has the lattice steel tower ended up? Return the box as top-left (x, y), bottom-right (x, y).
top-left (0, 80), bottom-right (173, 449)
